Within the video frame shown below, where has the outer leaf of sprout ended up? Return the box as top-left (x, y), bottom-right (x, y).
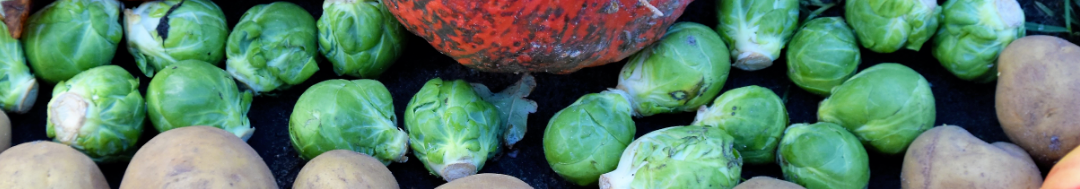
top-left (471, 74), bottom-right (537, 148)
top-left (0, 22), bottom-right (37, 114)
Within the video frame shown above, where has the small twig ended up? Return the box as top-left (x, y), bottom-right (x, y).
top-left (1067, 0), bottom-right (1073, 33)
top-left (638, 0), bottom-right (664, 17)
top-left (1026, 22), bottom-right (1073, 33)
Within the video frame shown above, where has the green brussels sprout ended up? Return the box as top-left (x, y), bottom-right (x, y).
top-left (23, 0), bottom-right (123, 83)
top-left (818, 63), bottom-right (935, 154)
top-left (544, 91), bottom-right (636, 186)
top-left (226, 2), bottom-right (318, 93)
top-left (786, 17), bottom-right (860, 96)
top-left (845, 0), bottom-right (941, 53)
top-left (930, 0), bottom-right (1024, 82)
top-left (289, 79), bottom-right (408, 165)
top-left (778, 122), bottom-right (870, 189)
top-left (716, 0), bottom-right (799, 71)
top-left (317, 0), bottom-right (406, 78)
top-left (147, 60), bottom-right (254, 141)
top-left (405, 78), bottom-right (501, 181)
top-left (46, 65), bottom-right (144, 162)
top-left (617, 22), bottom-right (731, 116)
top-left (692, 85), bottom-right (788, 165)
top-left (0, 22), bottom-right (37, 114)
top-left (599, 125), bottom-right (742, 189)
top-left (124, 0), bottom-right (228, 78)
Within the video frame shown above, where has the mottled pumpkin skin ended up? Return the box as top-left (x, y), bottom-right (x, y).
top-left (384, 0), bottom-right (691, 74)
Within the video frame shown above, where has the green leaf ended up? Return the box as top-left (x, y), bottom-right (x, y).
top-left (471, 74), bottom-right (537, 148)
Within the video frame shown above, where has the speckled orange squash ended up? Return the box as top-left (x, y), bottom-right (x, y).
top-left (383, 0), bottom-right (691, 74)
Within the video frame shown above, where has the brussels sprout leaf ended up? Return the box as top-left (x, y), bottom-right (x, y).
top-left (471, 74), bottom-right (537, 148)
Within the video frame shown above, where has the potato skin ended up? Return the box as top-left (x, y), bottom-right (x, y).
top-left (0, 111), bottom-right (8, 152)
top-left (294, 150), bottom-right (399, 189)
top-left (996, 35), bottom-right (1080, 165)
top-left (734, 176), bottom-right (805, 189)
top-left (901, 126), bottom-right (1042, 189)
top-left (1044, 146), bottom-right (1080, 189)
top-left (435, 174), bottom-right (533, 189)
top-left (120, 126), bottom-right (277, 189)
top-left (0, 141), bottom-right (109, 189)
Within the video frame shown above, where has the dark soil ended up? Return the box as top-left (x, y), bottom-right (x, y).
top-left (9, 0), bottom-right (1075, 188)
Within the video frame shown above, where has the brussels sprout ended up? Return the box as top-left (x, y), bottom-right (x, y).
top-left (226, 2), bottom-right (318, 93)
top-left (23, 0), bottom-right (123, 83)
top-left (930, 0), bottom-right (1024, 82)
top-left (846, 0), bottom-right (941, 53)
top-left (0, 22), bottom-right (37, 114)
top-left (289, 79), bottom-right (408, 165)
top-left (778, 122), bottom-right (870, 189)
top-left (786, 17), bottom-right (861, 96)
top-left (716, 0), bottom-right (799, 71)
top-left (544, 91), bottom-right (635, 186)
top-left (124, 0), bottom-right (228, 78)
top-left (599, 125), bottom-right (742, 189)
top-left (405, 78), bottom-right (502, 181)
top-left (818, 63), bottom-right (935, 154)
top-left (318, 0), bottom-right (406, 78)
top-left (46, 65), bottom-right (144, 162)
top-left (147, 60), bottom-right (254, 141)
top-left (692, 85), bottom-right (788, 165)
top-left (618, 22), bottom-right (731, 116)
top-left (471, 74), bottom-right (537, 148)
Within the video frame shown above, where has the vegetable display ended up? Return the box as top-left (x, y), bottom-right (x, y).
top-left (124, 0), bottom-right (228, 77)
top-left (382, 0), bottom-right (691, 74)
top-left (599, 125), bottom-right (742, 189)
top-left (405, 78), bottom-right (502, 181)
top-left (845, 0), bottom-right (940, 53)
top-left (24, 0), bottom-right (123, 83)
top-left (0, 141), bottom-right (109, 189)
top-left (778, 122), bottom-right (870, 189)
top-left (716, 0), bottom-right (799, 71)
top-left (692, 85), bottom-right (788, 165)
top-left (0, 21), bottom-right (36, 114)
top-left (617, 22), bottom-right (730, 116)
top-left (294, 150), bottom-right (400, 189)
top-left (818, 63), bottom-right (935, 154)
top-left (900, 126), bottom-right (1042, 189)
top-left (786, 17), bottom-right (860, 96)
top-left (931, 0), bottom-right (1024, 82)
top-left (289, 79), bottom-right (408, 164)
top-left (318, 0), bottom-right (406, 78)
top-left (146, 60), bottom-right (254, 141)
top-left (46, 65), bottom-right (144, 162)
top-left (543, 91), bottom-right (636, 186)
top-left (996, 35), bottom-right (1080, 165)
top-left (120, 126), bottom-right (277, 189)
top-left (226, 2), bottom-right (318, 93)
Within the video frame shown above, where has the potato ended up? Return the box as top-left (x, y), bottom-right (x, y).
top-left (294, 150), bottom-right (398, 189)
top-left (1044, 146), bottom-right (1080, 188)
top-left (120, 126), bottom-right (277, 189)
top-left (900, 126), bottom-right (1042, 189)
top-left (0, 141), bottom-right (109, 188)
top-left (0, 111), bottom-right (9, 152)
top-left (733, 176), bottom-right (805, 189)
top-left (996, 35), bottom-right (1080, 165)
top-left (435, 174), bottom-right (532, 189)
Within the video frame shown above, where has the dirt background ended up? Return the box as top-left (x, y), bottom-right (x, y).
top-left (9, 0), bottom-right (1076, 188)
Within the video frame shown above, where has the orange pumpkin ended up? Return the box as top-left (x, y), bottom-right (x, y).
top-left (1044, 146), bottom-right (1080, 189)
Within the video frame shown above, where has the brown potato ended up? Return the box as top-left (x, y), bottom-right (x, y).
top-left (435, 174), bottom-right (532, 189)
top-left (0, 111), bottom-right (9, 152)
top-left (733, 176), bottom-right (805, 189)
top-left (293, 150), bottom-right (398, 189)
top-left (996, 35), bottom-right (1080, 165)
top-left (120, 126), bottom-right (277, 189)
top-left (901, 126), bottom-right (1042, 189)
top-left (0, 141), bottom-right (108, 189)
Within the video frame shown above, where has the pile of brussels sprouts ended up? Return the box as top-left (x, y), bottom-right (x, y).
top-left (0, 0), bottom-right (1030, 187)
